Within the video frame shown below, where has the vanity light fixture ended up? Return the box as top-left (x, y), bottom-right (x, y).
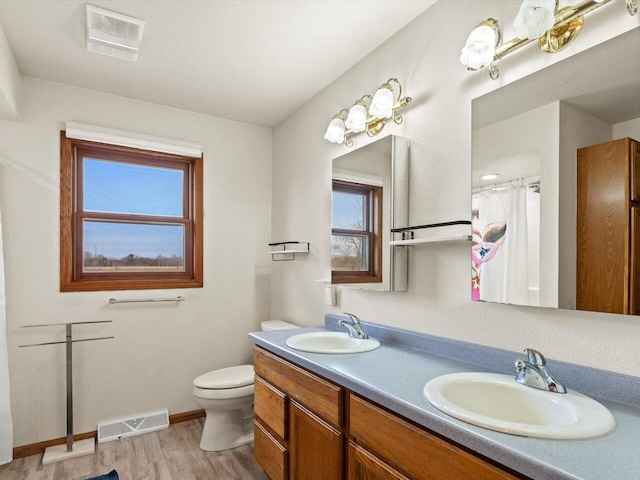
top-left (324, 79), bottom-right (412, 147)
top-left (462, 0), bottom-right (637, 80)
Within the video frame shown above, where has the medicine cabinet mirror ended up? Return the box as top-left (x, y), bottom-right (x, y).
top-left (331, 135), bottom-right (414, 292)
top-left (471, 28), bottom-right (640, 314)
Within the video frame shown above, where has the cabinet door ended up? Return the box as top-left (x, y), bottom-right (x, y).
top-left (348, 442), bottom-right (409, 480)
top-left (577, 139), bottom-right (630, 313)
top-left (289, 401), bottom-right (343, 480)
top-left (630, 207), bottom-right (640, 315)
top-left (630, 139), bottom-right (640, 202)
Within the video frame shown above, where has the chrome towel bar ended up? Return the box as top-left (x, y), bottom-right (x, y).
top-left (108, 296), bottom-right (185, 304)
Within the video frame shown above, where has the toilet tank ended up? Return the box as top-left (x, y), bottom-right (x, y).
top-left (261, 320), bottom-right (300, 331)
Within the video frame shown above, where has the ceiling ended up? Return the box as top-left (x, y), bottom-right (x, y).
top-left (0, 0), bottom-right (436, 127)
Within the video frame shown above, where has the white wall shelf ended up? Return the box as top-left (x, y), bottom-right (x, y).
top-left (390, 234), bottom-right (472, 246)
top-left (269, 242), bottom-right (310, 261)
top-left (391, 220), bottom-right (471, 246)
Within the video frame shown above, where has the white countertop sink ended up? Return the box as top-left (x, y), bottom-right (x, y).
top-left (424, 372), bottom-right (615, 439)
top-left (285, 331), bottom-right (380, 354)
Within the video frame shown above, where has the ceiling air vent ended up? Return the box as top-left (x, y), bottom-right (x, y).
top-left (85, 4), bottom-right (145, 62)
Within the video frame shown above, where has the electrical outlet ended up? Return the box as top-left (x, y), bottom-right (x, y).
top-left (323, 282), bottom-right (335, 306)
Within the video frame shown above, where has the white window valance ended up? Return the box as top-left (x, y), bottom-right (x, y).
top-left (65, 122), bottom-right (202, 158)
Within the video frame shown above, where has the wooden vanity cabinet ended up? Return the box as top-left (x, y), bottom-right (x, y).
top-left (348, 441), bottom-right (410, 480)
top-left (253, 346), bottom-right (526, 480)
top-left (348, 394), bottom-right (522, 480)
top-left (253, 346), bottom-right (344, 480)
top-left (577, 137), bottom-right (640, 314)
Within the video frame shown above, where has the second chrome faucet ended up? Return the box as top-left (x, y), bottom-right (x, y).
top-left (515, 348), bottom-right (566, 393)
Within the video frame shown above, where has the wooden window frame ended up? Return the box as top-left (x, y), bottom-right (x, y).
top-left (60, 132), bottom-right (203, 292)
top-left (331, 179), bottom-right (382, 284)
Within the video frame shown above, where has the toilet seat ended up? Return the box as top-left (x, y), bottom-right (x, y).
top-left (193, 365), bottom-right (254, 389)
top-left (193, 383), bottom-right (254, 400)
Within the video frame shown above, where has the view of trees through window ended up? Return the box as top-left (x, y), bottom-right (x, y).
top-left (331, 180), bottom-right (379, 281)
top-left (331, 189), bottom-right (368, 271)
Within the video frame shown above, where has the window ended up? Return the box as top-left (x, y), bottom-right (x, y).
top-left (60, 132), bottom-right (203, 291)
top-left (331, 179), bottom-right (382, 284)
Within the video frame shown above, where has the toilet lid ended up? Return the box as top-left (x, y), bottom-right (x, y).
top-left (193, 365), bottom-right (254, 389)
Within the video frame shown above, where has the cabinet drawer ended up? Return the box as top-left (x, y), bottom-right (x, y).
top-left (254, 347), bottom-right (343, 428)
top-left (254, 420), bottom-right (288, 480)
top-left (349, 394), bottom-right (522, 480)
top-left (348, 441), bottom-right (409, 480)
top-left (254, 375), bottom-right (287, 442)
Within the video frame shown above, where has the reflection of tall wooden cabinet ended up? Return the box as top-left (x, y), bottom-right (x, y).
top-left (253, 346), bottom-right (523, 480)
top-left (577, 137), bottom-right (640, 314)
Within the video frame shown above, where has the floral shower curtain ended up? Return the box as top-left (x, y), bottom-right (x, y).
top-left (0, 208), bottom-right (12, 464)
top-left (472, 183), bottom-right (530, 305)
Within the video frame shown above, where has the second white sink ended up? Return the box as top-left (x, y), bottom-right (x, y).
top-left (286, 331), bottom-right (380, 354)
top-left (424, 372), bottom-right (615, 439)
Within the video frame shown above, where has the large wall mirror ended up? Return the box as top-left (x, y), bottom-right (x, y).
top-left (471, 28), bottom-right (640, 314)
top-left (331, 135), bottom-right (414, 291)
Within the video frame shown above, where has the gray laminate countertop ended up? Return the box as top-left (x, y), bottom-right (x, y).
top-left (249, 320), bottom-right (640, 480)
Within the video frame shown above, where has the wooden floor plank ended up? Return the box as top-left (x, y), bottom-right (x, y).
top-left (0, 419), bottom-right (268, 480)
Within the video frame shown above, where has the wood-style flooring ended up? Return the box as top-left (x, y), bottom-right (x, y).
top-left (0, 419), bottom-right (268, 480)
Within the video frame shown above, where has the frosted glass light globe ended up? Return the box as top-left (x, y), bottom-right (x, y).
top-left (513, 0), bottom-right (556, 40)
top-left (345, 104), bottom-right (368, 133)
top-left (368, 87), bottom-right (394, 119)
top-left (324, 118), bottom-right (346, 144)
top-left (460, 25), bottom-right (497, 70)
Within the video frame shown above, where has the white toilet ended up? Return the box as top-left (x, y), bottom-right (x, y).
top-left (192, 320), bottom-right (299, 451)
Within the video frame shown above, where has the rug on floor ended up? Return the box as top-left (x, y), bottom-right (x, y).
top-left (85, 470), bottom-right (118, 480)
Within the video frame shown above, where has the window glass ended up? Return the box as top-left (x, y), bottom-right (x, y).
top-left (83, 158), bottom-right (184, 217)
top-left (331, 191), bottom-right (365, 230)
top-left (83, 221), bottom-right (185, 272)
top-left (60, 133), bottom-right (203, 292)
top-left (331, 234), bottom-right (368, 271)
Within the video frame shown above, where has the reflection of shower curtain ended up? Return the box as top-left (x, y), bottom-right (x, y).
top-left (472, 184), bottom-right (530, 305)
top-left (0, 209), bottom-right (12, 464)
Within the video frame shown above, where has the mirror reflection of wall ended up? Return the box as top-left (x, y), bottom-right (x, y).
top-left (471, 28), bottom-right (640, 314)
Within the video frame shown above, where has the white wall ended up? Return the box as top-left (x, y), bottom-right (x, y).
top-left (558, 102), bottom-right (613, 309)
top-left (271, 1), bottom-right (640, 376)
top-left (0, 77), bottom-right (272, 446)
top-left (0, 23), bottom-right (19, 121)
top-left (613, 117), bottom-right (640, 139)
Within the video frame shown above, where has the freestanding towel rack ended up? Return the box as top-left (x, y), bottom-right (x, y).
top-left (20, 320), bottom-right (114, 465)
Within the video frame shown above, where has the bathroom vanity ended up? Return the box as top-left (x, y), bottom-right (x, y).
top-left (253, 345), bottom-right (520, 480)
top-left (249, 316), bottom-right (640, 480)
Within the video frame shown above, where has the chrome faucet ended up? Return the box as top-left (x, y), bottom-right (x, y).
top-left (515, 348), bottom-right (566, 394)
top-left (339, 313), bottom-right (369, 339)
